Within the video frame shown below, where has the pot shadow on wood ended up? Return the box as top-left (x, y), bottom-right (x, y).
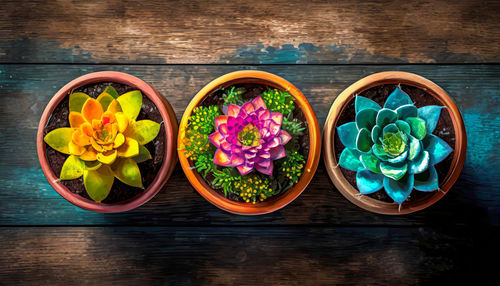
top-left (1, 226), bottom-right (497, 284)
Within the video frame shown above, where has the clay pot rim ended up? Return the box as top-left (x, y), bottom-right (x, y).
top-left (37, 71), bottom-right (177, 213)
top-left (178, 70), bottom-right (321, 215)
top-left (323, 71), bottom-right (467, 215)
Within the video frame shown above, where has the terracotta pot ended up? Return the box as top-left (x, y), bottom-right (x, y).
top-left (323, 71), bottom-right (466, 215)
top-left (37, 71), bottom-right (178, 213)
top-left (178, 70), bottom-right (321, 215)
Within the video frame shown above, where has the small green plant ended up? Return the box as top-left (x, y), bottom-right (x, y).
top-left (194, 152), bottom-right (216, 178)
top-left (187, 105), bottom-right (220, 134)
top-left (261, 88), bottom-right (295, 115)
top-left (183, 105), bottom-right (220, 160)
top-left (282, 114), bottom-right (306, 137)
top-left (277, 151), bottom-right (305, 185)
top-left (222, 86), bottom-right (246, 105)
top-left (212, 168), bottom-right (241, 196)
top-left (337, 86), bottom-right (452, 206)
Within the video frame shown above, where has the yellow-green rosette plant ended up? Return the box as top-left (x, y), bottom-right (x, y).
top-left (44, 86), bottom-right (160, 202)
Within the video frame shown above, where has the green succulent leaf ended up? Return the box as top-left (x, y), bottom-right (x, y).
top-left (383, 173), bottom-right (414, 205)
top-left (111, 158), bottom-right (144, 188)
top-left (372, 144), bottom-right (391, 161)
top-left (355, 108), bottom-right (377, 130)
top-left (371, 125), bottom-right (381, 144)
top-left (418, 105), bottom-right (443, 134)
top-left (60, 155), bottom-right (85, 180)
top-left (406, 117), bottom-right (427, 140)
top-left (133, 145), bottom-right (153, 163)
top-left (423, 134), bottom-right (453, 165)
top-left (337, 122), bottom-right (358, 149)
top-left (409, 150), bottom-right (430, 174)
top-left (414, 166), bottom-right (439, 192)
top-left (356, 128), bottom-right (373, 152)
top-left (356, 169), bottom-right (384, 194)
top-left (69, 92), bottom-right (90, 112)
top-left (83, 165), bottom-right (114, 202)
top-left (104, 86), bottom-right (119, 99)
top-left (84, 160), bottom-right (102, 171)
top-left (376, 108), bottom-right (398, 127)
top-left (395, 120), bottom-right (411, 135)
top-left (408, 135), bottom-right (422, 161)
top-left (97, 92), bottom-right (114, 111)
top-left (382, 123), bottom-right (399, 135)
top-left (384, 87), bottom-right (413, 109)
top-left (117, 90), bottom-right (142, 121)
top-left (44, 127), bottom-right (73, 154)
top-left (395, 104), bottom-right (418, 120)
top-left (380, 161), bottom-right (408, 181)
top-left (388, 150), bottom-right (408, 164)
top-left (129, 120), bottom-right (161, 145)
top-left (413, 166), bottom-right (439, 192)
top-left (339, 148), bottom-right (364, 171)
top-left (382, 132), bottom-right (406, 156)
top-left (355, 96), bottom-right (381, 113)
top-left (360, 152), bottom-right (381, 173)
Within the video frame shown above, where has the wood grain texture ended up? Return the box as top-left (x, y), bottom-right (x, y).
top-left (0, 226), bottom-right (498, 285)
top-left (1, 64), bottom-right (498, 226)
top-left (1, 0), bottom-right (499, 64)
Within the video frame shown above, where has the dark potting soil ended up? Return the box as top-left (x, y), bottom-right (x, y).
top-left (198, 83), bottom-right (310, 202)
top-left (44, 82), bottom-right (165, 204)
top-left (334, 84), bottom-right (455, 203)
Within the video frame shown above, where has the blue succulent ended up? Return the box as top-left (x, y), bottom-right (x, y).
top-left (337, 86), bottom-right (453, 205)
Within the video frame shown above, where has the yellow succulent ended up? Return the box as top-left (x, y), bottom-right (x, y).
top-left (44, 86), bottom-right (160, 202)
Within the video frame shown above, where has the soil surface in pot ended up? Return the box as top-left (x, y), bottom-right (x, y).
top-left (334, 84), bottom-right (455, 203)
top-left (197, 83), bottom-right (310, 202)
top-left (44, 82), bottom-right (165, 204)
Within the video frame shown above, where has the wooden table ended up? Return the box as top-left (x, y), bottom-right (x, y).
top-left (1, 1), bottom-right (499, 284)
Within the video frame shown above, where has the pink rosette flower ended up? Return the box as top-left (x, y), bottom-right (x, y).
top-left (209, 96), bottom-right (292, 176)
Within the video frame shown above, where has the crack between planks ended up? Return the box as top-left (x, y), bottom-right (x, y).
top-left (0, 62), bottom-right (499, 66)
top-left (0, 224), bottom-right (434, 228)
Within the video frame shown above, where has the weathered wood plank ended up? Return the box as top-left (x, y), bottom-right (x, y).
top-left (0, 64), bottom-right (499, 226)
top-left (0, 226), bottom-right (497, 285)
top-left (1, 0), bottom-right (499, 64)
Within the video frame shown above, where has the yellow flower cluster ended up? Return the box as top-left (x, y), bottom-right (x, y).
top-left (189, 105), bottom-right (220, 134)
top-left (279, 151), bottom-right (305, 184)
top-left (262, 88), bottom-right (295, 115)
top-left (184, 105), bottom-right (220, 160)
top-left (183, 129), bottom-right (211, 160)
top-left (234, 175), bottom-right (273, 203)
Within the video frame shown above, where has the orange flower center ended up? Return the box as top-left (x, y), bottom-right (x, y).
top-left (92, 117), bottom-right (118, 146)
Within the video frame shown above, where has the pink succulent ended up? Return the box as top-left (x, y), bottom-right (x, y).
top-left (209, 96), bottom-right (292, 176)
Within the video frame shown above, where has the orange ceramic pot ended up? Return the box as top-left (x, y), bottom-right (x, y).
top-left (178, 70), bottom-right (321, 215)
top-left (323, 71), bottom-right (467, 215)
top-left (37, 71), bottom-right (178, 213)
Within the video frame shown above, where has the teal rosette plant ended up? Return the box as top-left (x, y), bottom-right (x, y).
top-left (337, 86), bottom-right (453, 206)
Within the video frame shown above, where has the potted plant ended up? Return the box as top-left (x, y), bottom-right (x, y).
top-left (323, 71), bottom-right (466, 214)
top-left (178, 70), bottom-right (321, 215)
top-left (37, 71), bottom-right (178, 213)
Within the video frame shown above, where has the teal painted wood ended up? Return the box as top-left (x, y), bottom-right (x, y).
top-left (0, 64), bottom-right (498, 226)
top-left (0, 226), bottom-right (497, 284)
top-left (0, 0), bottom-right (499, 64)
